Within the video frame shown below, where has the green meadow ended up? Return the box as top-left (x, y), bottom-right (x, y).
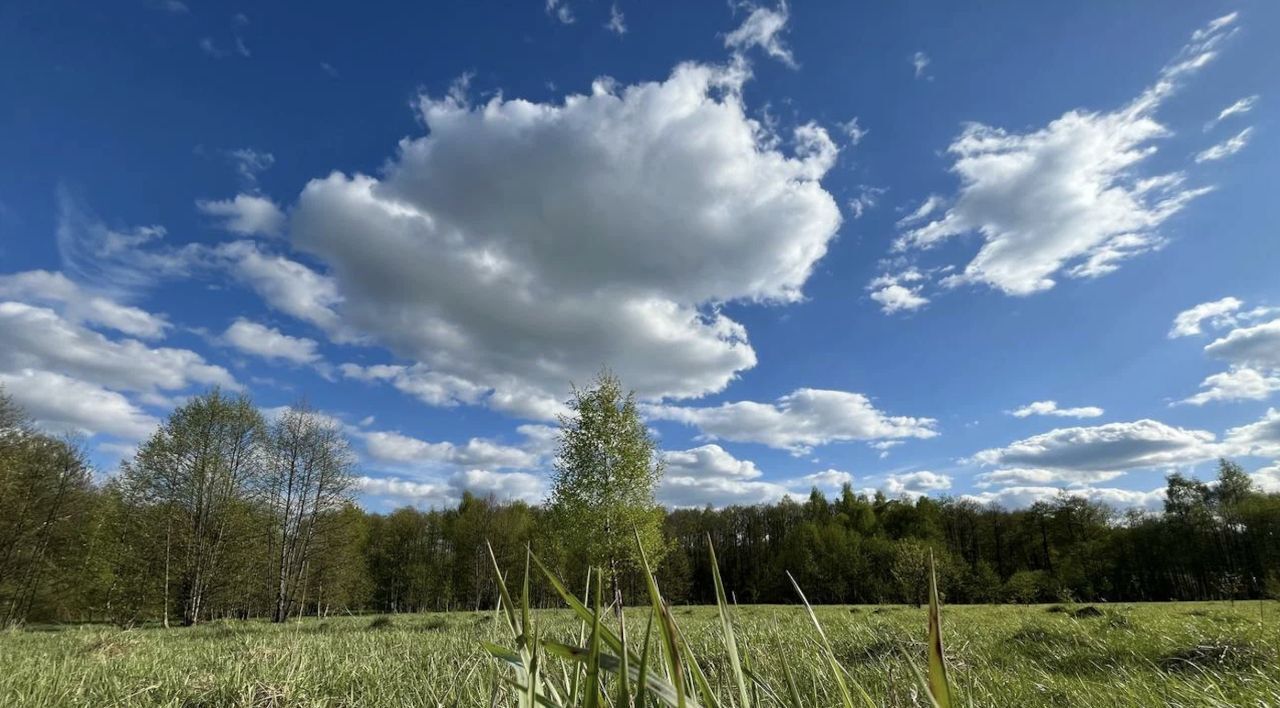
top-left (3, 602), bottom-right (1278, 707)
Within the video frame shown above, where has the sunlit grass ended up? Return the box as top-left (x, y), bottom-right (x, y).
top-left (2, 599), bottom-right (1277, 705)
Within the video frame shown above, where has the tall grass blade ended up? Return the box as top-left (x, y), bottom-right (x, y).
top-left (635, 612), bottom-right (654, 707)
top-left (617, 601), bottom-right (632, 708)
top-left (486, 542), bottom-right (520, 642)
top-left (584, 569), bottom-right (603, 708)
top-left (708, 536), bottom-right (751, 708)
top-left (787, 571), bottom-right (876, 708)
top-left (779, 653), bottom-right (805, 708)
top-left (521, 547), bottom-right (532, 647)
top-left (526, 624), bottom-right (542, 708)
top-left (529, 552), bottom-right (636, 663)
top-left (926, 549), bottom-right (954, 708)
top-left (634, 529), bottom-right (688, 708)
top-left (904, 654), bottom-right (944, 708)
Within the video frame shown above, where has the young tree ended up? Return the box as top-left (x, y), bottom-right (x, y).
top-left (120, 389), bottom-right (264, 626)
top-left (548, 370), bottom-right (665, 605)
top-left (262, 405), bottom-right (357, 622)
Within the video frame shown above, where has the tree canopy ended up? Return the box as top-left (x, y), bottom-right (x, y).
top-left (548, 370), bottom-right (666, 600)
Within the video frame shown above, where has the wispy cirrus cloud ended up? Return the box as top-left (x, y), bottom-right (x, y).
top-left (884, 13), bottom-right (1240, 302)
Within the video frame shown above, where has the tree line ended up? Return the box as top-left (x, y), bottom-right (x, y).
top-left (2, 377), bottom-right (1279, 627)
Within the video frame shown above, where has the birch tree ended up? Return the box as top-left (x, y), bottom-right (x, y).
top-left (547, 370), bottom-right (665, 606)
top-left (261, 405), bottom-right (355, 622)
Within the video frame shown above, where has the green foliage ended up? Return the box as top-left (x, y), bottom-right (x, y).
top-left (1004, 570), bottom-right (1048, 605)
top-left (891, 540), bottom-right (931, 607)
top-left (548, 370), bottom-right (666, 596)
top-left (0, 391), bottom-right (95, 625)
top-left (119, 389), bottom-right (266, 626)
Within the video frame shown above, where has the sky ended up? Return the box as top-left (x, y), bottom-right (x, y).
top-left (0, 0), bottom-right (1277, 512)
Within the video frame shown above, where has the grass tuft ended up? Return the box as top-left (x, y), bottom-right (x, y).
top-left (367, 616), bottom-right (395, 630)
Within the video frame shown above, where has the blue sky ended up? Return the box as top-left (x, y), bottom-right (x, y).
top-left (1, 0), bottom-right (1277, 511)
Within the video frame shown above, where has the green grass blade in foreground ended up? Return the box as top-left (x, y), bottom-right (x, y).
top-left (636, 530), bottom-right (720, 708)
top-left (521, 547), bottom-right (532, 647)
top-left (584, 569), bottom-right (603, 708)
top-left (708, 536), bottom-right (751, 708)
top-left (787, 571), bottom-right (877, 708)
top-left (486, 541), bottom-right (521, 642)
top-left (634, 529), bottom-right (688, 708)
top-left (543, 641), bottom-right (693, 708)
top-left (617, 601), bottom-right (632, 708)
top-left (927, 550), bottom-right (955, 708)
top-left (635, 612), bottom-right (654, 707)
top-left (903, 652), bottom-right (945, 708)
top-left (779, 653), bottom-right (805, 708)
top-left (529, 551), bottom-right (636, 664)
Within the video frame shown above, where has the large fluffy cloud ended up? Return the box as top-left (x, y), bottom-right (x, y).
top-left (646, 388), bottom-right (937, 454)
top-left (289, 62), bottom-right (840, 419)
top-left (887, 13), bottom-right (1237, 298)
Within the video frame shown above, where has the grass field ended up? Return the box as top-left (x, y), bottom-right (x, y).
top-left (2, 602), bottom-right (1278, 707)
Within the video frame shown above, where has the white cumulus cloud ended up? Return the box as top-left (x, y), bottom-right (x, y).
top-left (646, 388), bottom-right (937, 455)
top-left (358, 428), bottom-right (539, 470)
top-left (0, 301), bottom-right (236, 395)
top-left (289, 61), bottom-right (840, 420)
top-left (972, 419), bottom-right (1217, 477)
top-left (1009, 400), bottom-right (1104, 419)
top-left (659, 443), bottom-right (792, 507)
top-left (0, 369), bottom-right (159, 440)
top-left (221, 318), bottom-right (321, 365)
top-left (197, 194), bottom-right (286, 237)
top-left (883, 470), bottom-right (951, 496)
top-left (1170, 296), bottom-right (1243, 337)
top-left (867, 268), bottom-right (928, 314)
